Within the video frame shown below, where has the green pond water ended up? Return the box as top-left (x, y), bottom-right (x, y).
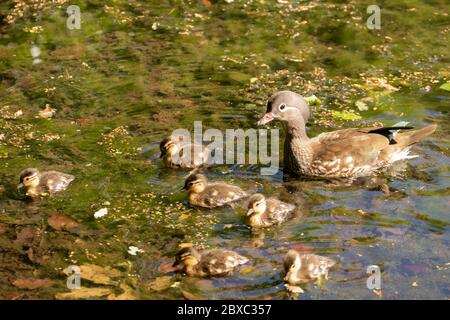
top-left (0, 0), bottom-right (449, 299)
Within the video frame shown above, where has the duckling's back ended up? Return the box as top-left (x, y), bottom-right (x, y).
top-left (40, 171), bottom-right (75, 194)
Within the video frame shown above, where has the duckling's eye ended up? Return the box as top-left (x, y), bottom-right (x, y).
top-left (278, 103), bottom-right (287, 112)
top-left (24, 177), bottom-right (30, 181)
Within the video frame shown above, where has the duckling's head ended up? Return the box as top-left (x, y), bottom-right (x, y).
top-left (257, 91), bottom-right (310, 126)
top-left (183, 173), bottom-right (207, 193)
top-left (284, 250), bottom-right (302, 274)
top-left (18, 168), bottom-right (40, 189)
top-left (160, 137), bottom-right (178, 157)
top-left (247, 193), bottom-right (267, 216)
top-left (173, 247), bottom-right (201, 268)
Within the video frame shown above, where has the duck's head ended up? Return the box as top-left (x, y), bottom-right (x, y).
top-left (18, 168), bottom-right (40, 190)
top-left (182, 173), bottom-right (207, 193)
top-left (257, 91), bottom-right (310, 126)
top-left (247, 193), bottom-right (267, 216)
top-left (173, 247), bottom-right (201, 268)
top-left (284, 250), bottom-right (302, 275)
top-left (160, 137), bottom-right (178, 157)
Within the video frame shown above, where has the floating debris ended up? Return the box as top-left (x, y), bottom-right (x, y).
top-left (127, 246), bottom-right (144, 256)
top-left (38, 104), bottom-right (56, 118)
top-left (94, 208), bottom-right (108, 219)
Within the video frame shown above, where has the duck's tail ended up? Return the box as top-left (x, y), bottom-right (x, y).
top-left (395, 123), bottom-right (437, 147)
top-left (380, 123), bottom-right (437, 163)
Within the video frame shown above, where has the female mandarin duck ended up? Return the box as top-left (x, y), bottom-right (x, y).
top-left (246, 193), bottom-right (295, 228)
top-left (283, 250), bottom-right (336, 293)
top-left (160, 136), bottom-right (209, 169)
top-left (172, 246), bottom-right (249, 277)
top-left (182, 173), bottom-right (248, 208)
top-left (17, 168), bottom-right (75, 197)
top-left (257, 91), bottom-right (437, 179)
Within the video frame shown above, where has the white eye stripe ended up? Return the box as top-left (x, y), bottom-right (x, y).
top-left (278, 104), bottom-right (297, 112)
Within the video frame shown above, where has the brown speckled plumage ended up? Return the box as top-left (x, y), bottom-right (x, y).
top-left (246, 193), bottom-right (295, 228)
top-left (18, 168), bottom-right (75, 197)
top-left (283, 250), bottom-right (336, 285)
top-left (173, 247), bottom-right (249, 277)
top-left (258, 91), bottom-right (437, 179)
top-left (183, 173), bottom-right (248, 208)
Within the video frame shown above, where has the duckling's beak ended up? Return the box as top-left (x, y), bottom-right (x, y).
top-left (17, 183), bottom-right (24, 190)
top-left (246, 208), bottom-right (254, 216)
top-left (257, 112), bottom-right (275, 125)
top-left (181, 183), bottom-right (188, 191)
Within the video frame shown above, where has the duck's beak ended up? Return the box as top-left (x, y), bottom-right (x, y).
top-left (17, 183), bottom-right (24, 190)
top-left (172, 260), bottom-right (180, 267)
top-left (246, 208), bottom-right (254, 216)
top-left (257, 112), bottom-right (275, 125)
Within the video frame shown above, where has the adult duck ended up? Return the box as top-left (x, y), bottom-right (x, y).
top-left (257, 91), bottom-right (437, 179)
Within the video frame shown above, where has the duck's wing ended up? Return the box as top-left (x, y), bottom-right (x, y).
top-left (41, 171), bottom-right (75, 193)
top-left (266, 198), bottom-right (295, 224)
top-left (200, 250), bottom-right (248, 275)
top-left (202, 183), bottom-right (247, 207)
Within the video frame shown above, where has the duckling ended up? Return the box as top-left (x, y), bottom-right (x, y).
top-left (283, 250), bottom-right (336, 293)
top-left (246, 193), bottom-right (295, 228)
top-left (17, 168), bottom-right (75, 197)
top-left (182, 173), bottom-right (248, 208)
top-left (160, 136), bottom-right (209, 169)
top-left (173, 246), bottom-right (249, 277)
top-left (258, 91), bottom-right (437, 180)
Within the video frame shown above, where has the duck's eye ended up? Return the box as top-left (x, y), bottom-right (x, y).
top-left (24, 177), bottom-right (29, 181)
top-left (278, 103), bottom-right (287, 112)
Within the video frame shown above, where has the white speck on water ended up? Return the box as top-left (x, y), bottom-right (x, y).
top-left (94, 207), bottom-right (108, 219)
top-left (31, 45), bottom-right (41, 58)
top-left (128, 246), bottom-right (144, 256)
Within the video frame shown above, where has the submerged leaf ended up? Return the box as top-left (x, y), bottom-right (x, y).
top-left (63, 264), bottom-right (121, 285)
top-left (159, 261), bottom-right (180, 273)
top-left (48, 214), bottom-right (79, 231)
top-left (181, 289), bottom-right (201, 300)
top-left (12, 278), bottom-right (54, 290)
top-left (107, 284), bottom-right (139, 300)
top-left (332, 111), bottom-right (362, 121)
top-left (146, 276), bottom-right (172, 291)
top-left (304, 95), bottom-right (321, 106)
top-left (55, 287), bottom-right (112, 300)
top-left (355, 100), bottom-right (369, 111)
top-left (239, 265), bottom-right (256, 275)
